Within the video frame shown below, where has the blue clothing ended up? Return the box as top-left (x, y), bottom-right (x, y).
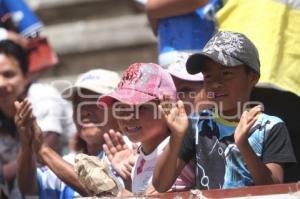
top-left (179, 110), bottom-right (296, 189)
top-left (37, 152), bottom-right (104, 199)
top-left (158, 0), bottom-right (222, 66)
top-left (0, 0), bottom-right (42, 35)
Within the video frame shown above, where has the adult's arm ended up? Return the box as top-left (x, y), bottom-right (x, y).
top-left (17, 143), bottom-right (38, 195)
top-left (146, 0), bottom-right (209, 19)
top-left (30, 103), bottom-right (89, 196)
top-left (0, 28), bottom-right (28, 48)
top-left (43, 131), bottom-right (62, 154)
top-left (14, 100), bottom-right (38, 195)
top-left (38, 144), bottom-right (90, 196)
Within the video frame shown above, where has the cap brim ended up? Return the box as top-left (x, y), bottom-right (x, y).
top-left (61, 85), bottom-right (104, 100)
top-left (186, 52), bottom-right (244, 74)
top-left (186, 53), bottom-right (213, 74)
top-left (97, 88), bottom-right (156, 107)
top-left (169, 70), bottom-right (203, 82)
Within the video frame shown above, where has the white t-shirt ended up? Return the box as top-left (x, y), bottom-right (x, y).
top-left (131, 137), bottom-right (169, 194)
top-left (131, 136), bottom-right (195, 194)
top-left (27, 83), bottom-right (76, 138)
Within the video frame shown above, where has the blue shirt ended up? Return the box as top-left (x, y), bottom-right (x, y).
top-left (37, 152), bottom-right (104, 199)
top-left (0, 0), bottom-right (42, 35)
top-left (158, 0), bottom-right (222, 66)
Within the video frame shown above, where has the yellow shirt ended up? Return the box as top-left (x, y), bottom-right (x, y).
top-left (217, 0), bottom-right (300, 96)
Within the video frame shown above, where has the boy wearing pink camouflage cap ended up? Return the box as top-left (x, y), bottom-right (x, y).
top-left (98, 63), bottom-right (189, 195)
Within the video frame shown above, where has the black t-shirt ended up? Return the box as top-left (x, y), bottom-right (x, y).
top-left (179, 111), bottom-right (296, 189)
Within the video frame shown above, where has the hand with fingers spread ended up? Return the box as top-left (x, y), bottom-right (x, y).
top-left (158, 96), bottom-right (189, 138)
top-left (14, 99), bottom-right (35, 147)
top-left (109, 149), bottom-right (136, 184)
top-left (103, 130), bottom-right (138, 184)
top-left (234, 105), bottom-right (263, 147)
top-left (103, 129), bottom-right (130, 160)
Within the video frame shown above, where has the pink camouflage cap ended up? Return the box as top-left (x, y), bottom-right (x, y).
top-left (166, 52), bottom-right (204, 82)
top-left (98, 63), bottom-right (177, 106)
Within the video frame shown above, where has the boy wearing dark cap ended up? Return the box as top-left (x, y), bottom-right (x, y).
top-left (153, 31), bottom-right (296, 192)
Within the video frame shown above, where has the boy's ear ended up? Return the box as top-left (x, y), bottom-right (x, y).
top-left (249, 72), bottom-right (259, 87)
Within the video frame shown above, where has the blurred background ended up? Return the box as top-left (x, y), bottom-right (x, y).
top-left (25, 0), bottom-right (157, 87)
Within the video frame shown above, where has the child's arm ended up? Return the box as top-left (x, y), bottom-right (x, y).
top-left (146, 0), bottom-right (209, 19)
top-left (152, 100), bottom-right (189, 192)
top-left (235, 105), bottom-right (283, 185)
top-left (153, 143), bottom-right (187, 192)
top-left (31, 119), bottom-right (90, 196)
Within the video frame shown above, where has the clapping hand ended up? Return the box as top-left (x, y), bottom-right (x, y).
top-left (234, 105), bottom-right (262, 146)
top-left (103, 129), bottom-right (138, 181)
top-left (158, 96), bottom-right (189, 139)
top-left (14, 99), bottom-right (34, 146)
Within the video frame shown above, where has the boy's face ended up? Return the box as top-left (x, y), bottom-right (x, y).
top-left (115, 100), bottom-right (167, 144)
top-left (73, 89), bottom-right (117, 146)
top-left (172, 76), bottom-right (206, 114)
top-left (0, 54), bottom-right (26, 108)
top-left (201, 59), bottom-right (258, 115)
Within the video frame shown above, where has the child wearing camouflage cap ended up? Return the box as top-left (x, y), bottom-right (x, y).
top-left (153, 31), bottom-right (296, 191)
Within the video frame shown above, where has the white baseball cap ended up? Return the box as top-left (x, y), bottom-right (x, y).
top-left (62, 69), bottom-right (120, 100)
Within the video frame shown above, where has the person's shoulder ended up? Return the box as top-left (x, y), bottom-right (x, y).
top-left (139, 136), bottom-right (170, 161)
top-left (27, 83), bottom-right (71, 112)
top-left (62, 152), bottom-right (77, 164)
top-left (255, 112), bottom-right (285, 130)
top-left (27, 83), bottom-right (62, 100)
top-left (248, 113), bottom-right (287, 141)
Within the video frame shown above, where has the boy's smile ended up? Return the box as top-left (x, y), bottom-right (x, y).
top-left (73, 90), bottom-right (117, 145)
top-left (115, 101), bottom-right (168, 154)
top-left (125, 126), bottom-right (142, 134)
top-left (207, 91), bottom-right (228, 99)
top-left (201, 59), bottom-right (258, 118)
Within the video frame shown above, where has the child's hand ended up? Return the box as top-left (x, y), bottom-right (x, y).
top-left (109, 149), bottom-right (136, 181)
top-left (14, 99), bottom-right (34, 146)
top-left (159, 96), bottom-right (189, 139)
top-left (234, 105), bottom-right (262, 147)
top-left (103, 129), bottom-right (138, 181)
top-left (103, 130), bottom-right (130, 160)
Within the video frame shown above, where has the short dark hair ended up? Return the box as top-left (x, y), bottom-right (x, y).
top-left (244, 64), bottom-right (260, 78)
top-left (0, 40), bottom-right (29, 75)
